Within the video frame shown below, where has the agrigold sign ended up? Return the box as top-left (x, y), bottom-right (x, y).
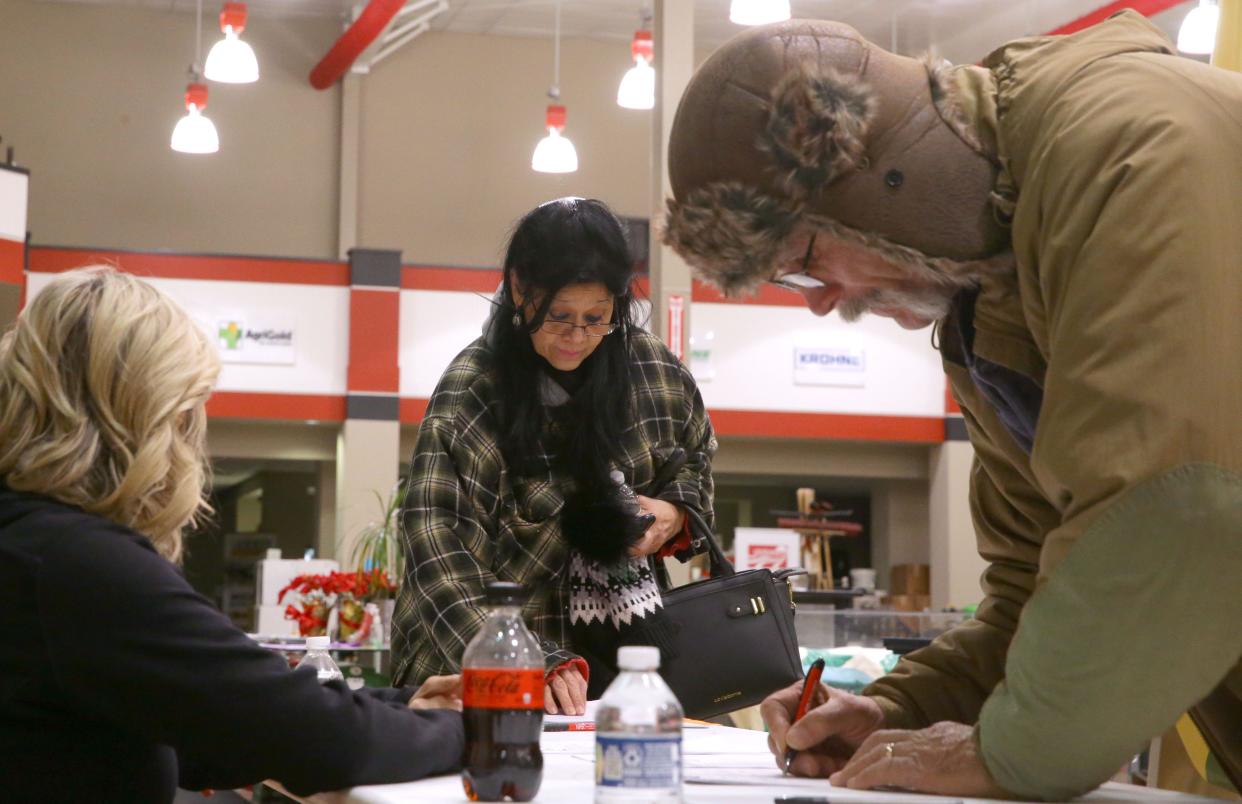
top-left (215, 319), bottom-right (296, 365)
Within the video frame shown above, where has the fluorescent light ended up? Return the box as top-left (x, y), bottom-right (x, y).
top-left (729, 0), bottom-right (791, 26)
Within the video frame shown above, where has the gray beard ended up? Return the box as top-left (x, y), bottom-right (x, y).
top-left (836, 283), bottom-right (958, 324)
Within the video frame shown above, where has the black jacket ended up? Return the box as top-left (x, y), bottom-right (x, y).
top-left (0, 486), bottom-right (463, 803)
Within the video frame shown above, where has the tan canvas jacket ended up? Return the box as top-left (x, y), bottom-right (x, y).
top-left (865, 12), bottom-right (1242, 799)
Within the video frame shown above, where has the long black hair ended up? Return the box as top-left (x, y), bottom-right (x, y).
top-left (491, 197), bottom-right (638, 495)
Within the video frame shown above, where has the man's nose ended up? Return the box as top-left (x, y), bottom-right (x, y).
top-left (802, 284), bottom-right (843, 317)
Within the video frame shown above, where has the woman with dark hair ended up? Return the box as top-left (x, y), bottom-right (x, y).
top-left (391, 197), bottom-right (716, 713)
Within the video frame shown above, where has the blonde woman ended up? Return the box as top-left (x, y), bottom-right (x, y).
top-left (0, 268), bottom-right (463, 803)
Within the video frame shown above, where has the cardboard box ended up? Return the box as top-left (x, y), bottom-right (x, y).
top-left (890, 563), bottom-right (930, 595)
top-left (886, 594), bottom-right (931, 613)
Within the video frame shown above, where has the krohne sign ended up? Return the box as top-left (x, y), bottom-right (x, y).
top-left (793, 346), bottom-right (866, 387)
top-left (215, 319), bottom-right (296, 365)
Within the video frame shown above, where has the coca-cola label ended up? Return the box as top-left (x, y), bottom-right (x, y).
top-left (462, 668), bottom-right (544, 709)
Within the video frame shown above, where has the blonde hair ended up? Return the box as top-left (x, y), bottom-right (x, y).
top-left (0, 267), bottom-right (220, 562)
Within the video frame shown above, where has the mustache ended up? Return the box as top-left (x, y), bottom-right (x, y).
top-left (836, 285), bottom-right (956, 323)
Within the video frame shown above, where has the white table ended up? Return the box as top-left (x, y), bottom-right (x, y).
top-left (287, 726), bottom-right (1220, 804)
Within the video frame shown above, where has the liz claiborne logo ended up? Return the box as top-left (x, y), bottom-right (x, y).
top-left (218, 321), bottom-right (294, 351)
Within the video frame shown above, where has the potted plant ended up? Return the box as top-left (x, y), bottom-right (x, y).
top-left (349, 482), bottom-right (406, 642)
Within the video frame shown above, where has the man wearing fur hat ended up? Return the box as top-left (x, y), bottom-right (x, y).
top-left (665, 10), bottom-right (1242, 802)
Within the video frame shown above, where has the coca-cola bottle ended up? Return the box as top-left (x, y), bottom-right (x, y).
top-left (461, 582), bottom-right (545, 802)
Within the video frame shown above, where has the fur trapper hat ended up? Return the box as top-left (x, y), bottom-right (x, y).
top-left (664, 20), bottom-right (1008, 296)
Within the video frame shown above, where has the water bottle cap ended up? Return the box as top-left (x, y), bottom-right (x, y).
top-left (484, 581), bottom-right (530, 606)
top-left (617, 645), bottom-right (660, 670)
top-left (305, 636), bottom-right (330, 650)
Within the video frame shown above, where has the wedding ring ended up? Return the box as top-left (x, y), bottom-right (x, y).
top-left (885, 742), bottom-right (895, 759)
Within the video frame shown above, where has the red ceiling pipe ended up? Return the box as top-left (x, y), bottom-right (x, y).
top-left (309, 0), bottom-right (406, 89)
top-left (1047, 0), bottom-right (1189, 35)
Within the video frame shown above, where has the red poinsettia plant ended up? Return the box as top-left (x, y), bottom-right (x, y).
top-left (278, 570), bottom-right (395, 637)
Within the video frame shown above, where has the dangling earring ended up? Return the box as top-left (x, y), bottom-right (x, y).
top-left (512, 311), bottom-right (522, 329)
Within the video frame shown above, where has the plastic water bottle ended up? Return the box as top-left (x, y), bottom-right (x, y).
top-left (595, 646), bottom-right (683, 803)
top-left (297, 636), bottom-right (344, 683)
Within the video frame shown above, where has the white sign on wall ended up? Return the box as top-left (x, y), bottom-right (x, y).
top-left (793, 345), bottom-right (866, 388)
top-left (734, 527), bottom-right (802, 572)
top-left (689, 331), bottom-right (715, 382)
top-left (213, 318), bottom-right (296, 365)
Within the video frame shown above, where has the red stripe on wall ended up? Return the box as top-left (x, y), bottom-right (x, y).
top-left (348, 289), bottom-right (400, 393)
top-left (400, 397), bottom-right (429, 423)
top-left (401, 266), bottom-right (502, 293)
top-left (397, 268), bottom-right (808, 309)
top-left (207, 392), bottom-right (347, 421)
top-left (709, 409), bottom-right (945, 442)
top-left (28, 247), bottom-right (349, 286)
top-left (1047, 0), bottom-right (1187, 35)
top-left (0, 237), bottom-right (22, 285)
top-left (399, 396), bottom-right (943, 442)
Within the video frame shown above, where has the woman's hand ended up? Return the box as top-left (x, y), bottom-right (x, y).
top-left (407, 674), bottom-right (463, 711)
top-left (544, 664), bottom-right (588, 715)
top-left (629, 496), bottom-right (686, 557)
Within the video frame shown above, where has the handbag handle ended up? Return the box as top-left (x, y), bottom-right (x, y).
top-left (683, 506), bottom-right (735, 579)
top-left (646, 447), bottom-right (735, 590)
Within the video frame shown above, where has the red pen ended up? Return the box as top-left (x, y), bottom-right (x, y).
top-left (543, 721), bottom-right (595, 732)
top-left (783, 658), bottom-right (827, 775)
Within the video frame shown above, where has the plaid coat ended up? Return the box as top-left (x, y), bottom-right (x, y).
top-left (390, 328), bottom-right (716, 687)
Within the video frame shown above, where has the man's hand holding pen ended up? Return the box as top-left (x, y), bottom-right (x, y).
top-left (761, 681), bottom-right (1011, 798)
top-left (760, 681), bottom-right (884, 777)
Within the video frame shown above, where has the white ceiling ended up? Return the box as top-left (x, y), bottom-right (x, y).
top-left (36, 0), bottom-right (1195, 62)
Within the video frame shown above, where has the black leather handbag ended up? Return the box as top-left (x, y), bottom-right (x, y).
top-left (653, 507), bottom-right (806, 719)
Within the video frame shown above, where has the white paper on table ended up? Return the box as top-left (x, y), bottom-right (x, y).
top-left (543, 700), bottom-right (600, 728)
top-left (685, 768), bottom-right (966, 802)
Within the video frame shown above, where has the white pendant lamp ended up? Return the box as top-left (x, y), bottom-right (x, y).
top-left (171, 0), bottom-right (220, 154)
top-left (729, 0), bottom-right (791, 26)
top-left (205, 2), bottom-right (259, 83)
top-left (532, 105), bottom-right (578, 173)
top-left (171, 83), bottom-right (220, 154)
top-left (1178, 0), bottom-right (1219, 54)
top-left (617, 27), bottom-right (654, 110)
top-left (532, 2), bottom-right (579, 174)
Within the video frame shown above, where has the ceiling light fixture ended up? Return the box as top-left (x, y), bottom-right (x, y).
top-left (171, 82), bottom-right (220, 154)
top-left (617, 11), bottom-right (654, 110)
top-left (205, 2), bottom-right (259, 83)
top-left (729, 0), bottom-right (791, 26)
top-left (1178, 0), bottom-right (1219, 54)
top-left (532, 1), bottom-right (578, 174)
top-left (172, 0), bottom-right (220, 154)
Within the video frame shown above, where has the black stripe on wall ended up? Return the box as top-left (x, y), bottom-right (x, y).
top-left (347, 394), bottom-right (399, 421)
top-left (348, 248), bottom-right (402, 288)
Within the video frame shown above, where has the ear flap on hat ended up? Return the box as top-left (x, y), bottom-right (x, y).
top-left (761, 64), bottom-right (876, 198)
top-left (662, 182), bottom-right (800, 297)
